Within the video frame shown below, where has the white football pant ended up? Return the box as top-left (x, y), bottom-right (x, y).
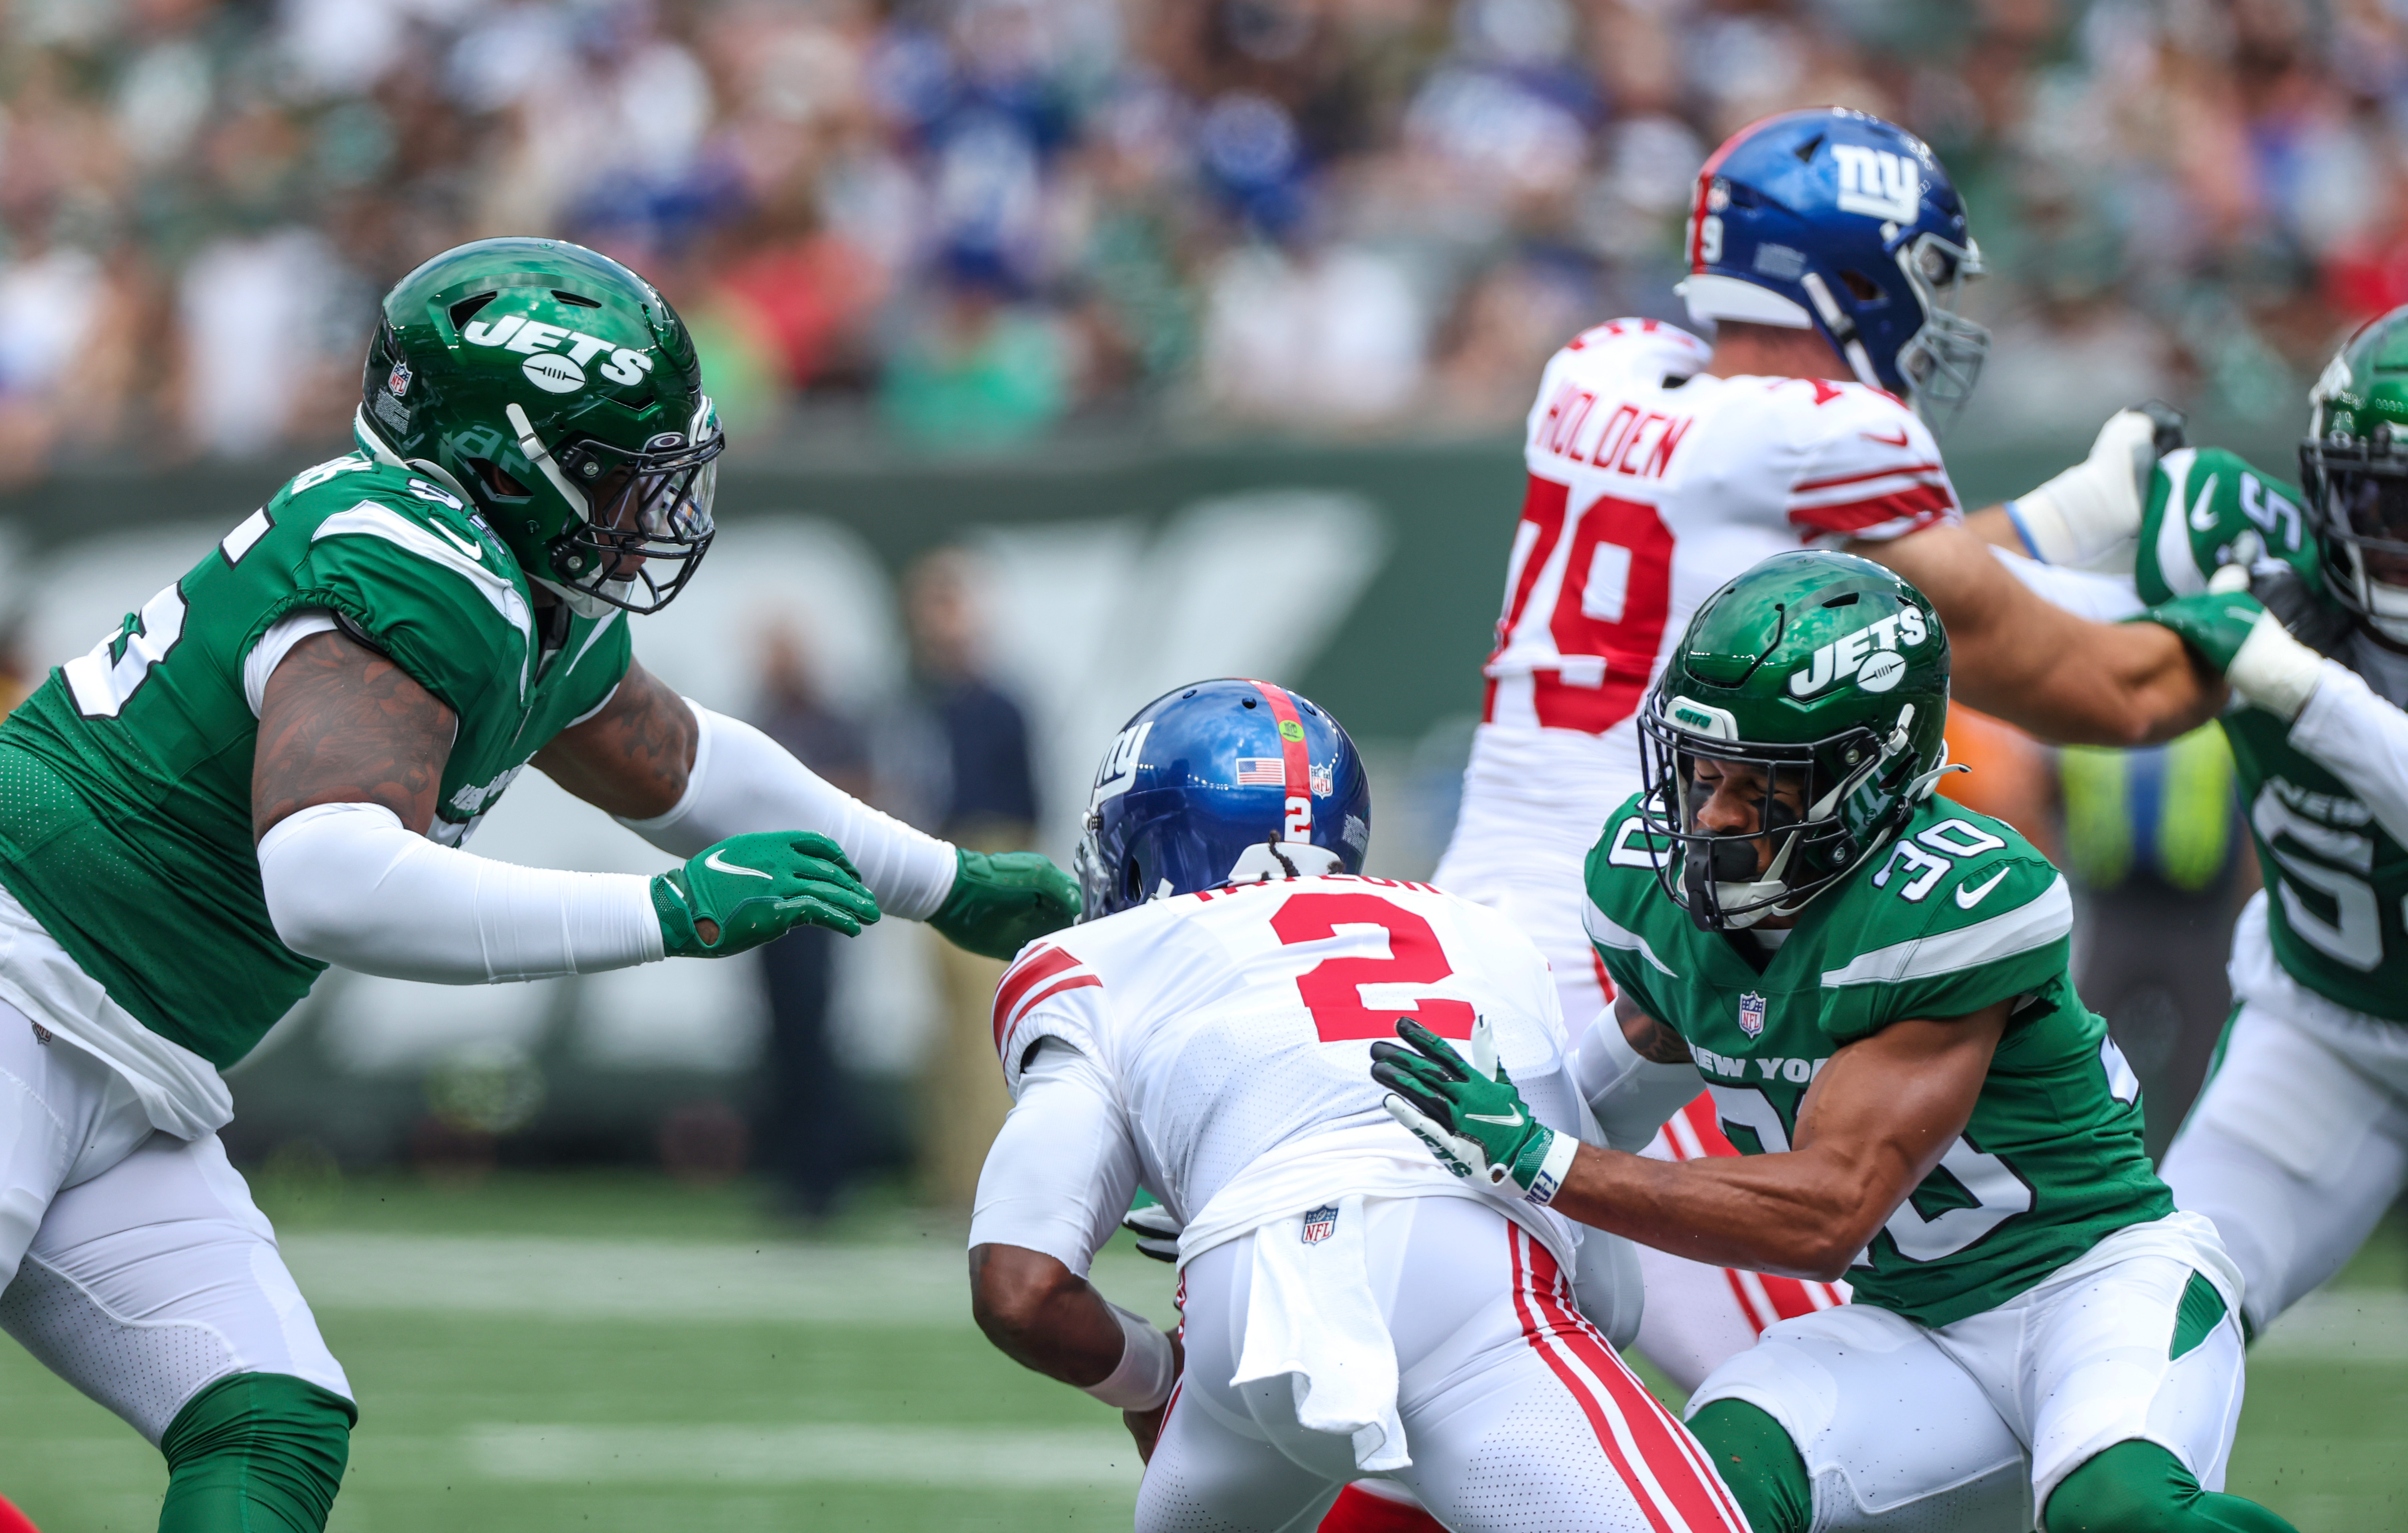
top-left (2160, 995), bottom-right (2408, 1336)
top-left (1688, 1212), bottom-right (2246, 1528)
top-left (0, 1004), bottom-right (350, 1443)
top-left (1143, 1195), bottom-right (1747, 1533)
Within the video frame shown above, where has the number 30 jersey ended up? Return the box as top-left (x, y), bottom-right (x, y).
top-left (1586, 795), bottom-right (2172, 1329)
top-left (991, 873), bottom-right (1587, 1262)
top-left (0, 419), bottom-right (632, 1073)
top-left (1451, 319), bottom-right (1963, 871)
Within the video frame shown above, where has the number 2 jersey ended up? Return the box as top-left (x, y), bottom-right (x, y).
top-left (990, 873), bottom-right (1588, 1266)
top-left (0, 417), bottom-right (632, 1088)
top-left (1448, 318), bottom-right (1965, 876)
top-left (1585, 794), bottom-right (2171, 1329)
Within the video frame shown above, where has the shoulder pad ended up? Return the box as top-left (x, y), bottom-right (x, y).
top-left (2137, 447), bottom-right (2317, 603)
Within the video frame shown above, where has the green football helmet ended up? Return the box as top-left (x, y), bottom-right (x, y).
top-left (358, 237), bottom-right (723, 616)
top-left (2300, 305), bottom-right (2408, 645)
top-left (1636, 550), bottom-right (1953, 930)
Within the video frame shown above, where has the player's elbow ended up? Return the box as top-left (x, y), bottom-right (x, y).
top-left (969, 1243), bottom-right (1080, 1360)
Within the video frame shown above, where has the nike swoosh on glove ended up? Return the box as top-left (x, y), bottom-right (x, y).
top-left (1370, 1017), bottom-right (1578, 1206)
top-left (654, 831), bottom-right (881, 958)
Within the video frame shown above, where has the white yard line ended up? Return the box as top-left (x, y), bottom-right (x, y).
top-left (463, 1423), bottom-right (1143, 1488)
top-left (278, 1232), bottom-right (1180, 1327)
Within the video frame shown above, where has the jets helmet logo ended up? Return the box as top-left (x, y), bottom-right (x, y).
top-left (1788, 605), bottom-right (1929, 698)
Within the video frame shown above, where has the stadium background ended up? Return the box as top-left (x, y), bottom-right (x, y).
top-left (0, 0), bottom-right (2402, 1525)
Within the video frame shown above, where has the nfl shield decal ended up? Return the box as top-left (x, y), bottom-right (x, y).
top-left (386, 361), bottom-right (412, 397)
top-left (1301, 1204), bottom-right (1339, 1245)
top-left (1738, 992), bottom-right (1767, 1038)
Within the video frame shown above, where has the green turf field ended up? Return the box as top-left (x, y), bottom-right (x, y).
top-left (0, 1168), bottom-right (2399, 1531)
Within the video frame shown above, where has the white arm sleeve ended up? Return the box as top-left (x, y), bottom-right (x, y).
top-left (613, 701), bottom-right (960, 922)
top-left (2288, 662), bottom-right (2408, 849)
top-left (968, 1040), bottom-right (1140, 1278)
top-left (1571, 1006), bottom-right (1704, 1153)
top-left (1987, 545), bottom-right (2145, 622)
top-left (258, 801), bottom-right (664, 982)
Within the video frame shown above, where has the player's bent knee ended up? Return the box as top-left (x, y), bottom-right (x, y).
top-left (159, 1371), bottom-right (356, 1533)
top-left (1687, 1400), bottom-right (1811, 1533)
top-left (2045, 1441), bottom-right (2298, 1533)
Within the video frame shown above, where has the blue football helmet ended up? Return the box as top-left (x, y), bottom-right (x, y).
top-left (1075, 678), bottom-right (1372, 921)
top-left (1680, 108), bottom-right (1989, 432)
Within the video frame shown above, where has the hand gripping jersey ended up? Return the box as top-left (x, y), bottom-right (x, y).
top-left (990, 873), bottom-right (1586, 1265)
top-left (1585, 794), bottom-right (2171, 1329)
top-left (2135, 448), bottom-right (2408, 1021)
top-left (0, 429), bottom-right (632, 1069)
top-left (1464, 318), bottom-right (1962, 826)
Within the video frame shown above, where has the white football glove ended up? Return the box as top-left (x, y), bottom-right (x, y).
top-left (2007, 406), bottom-right (2168, 569)
top-left (1121, 1201), bottom-right (1182, 1264)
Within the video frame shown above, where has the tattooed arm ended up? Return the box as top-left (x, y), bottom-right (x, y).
top-left (253, 628), bottom-right (458, 841)
top-left (530, 660), bottom-right (697, 820)
top-left (250, 627), bottom-right (664, 979)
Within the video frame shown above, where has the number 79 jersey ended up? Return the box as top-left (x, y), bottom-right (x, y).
top-left (990, 874), bottom-right (1586, 1247)
top-left (1584, 794), bottom-right (2173, 1329)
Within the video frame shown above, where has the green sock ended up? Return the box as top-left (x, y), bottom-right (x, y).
top-left (2046, 1440), bottom-right (2298, 1533)
top-left (1688, 1399), bottom-right (1812, 1533)
top-left (158, 1372), bottom-right (356, 1533)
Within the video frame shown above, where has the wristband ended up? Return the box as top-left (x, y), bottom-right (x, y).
top-left (1081, 1303), bottom-right (1175, 1411)
top-left (1520, 1130), bottom-right (1581, 1207)
top-left (2228, 614), bottom-right (2327, 722)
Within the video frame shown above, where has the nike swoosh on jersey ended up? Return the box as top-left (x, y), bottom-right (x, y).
top-left (1955, 867), bottom-right (2012, 909)
top-left (1860, 427), bottom-right (1911, 447)
top-left (1464, 1109), bottom-right (1526, 1127)
top-left (704, 850), bottom-right (774, 880)
top-left (427, 520), bottom-right (485, 562)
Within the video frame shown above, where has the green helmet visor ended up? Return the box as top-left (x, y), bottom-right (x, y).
top-left (528, 402), bottom-right (725, 615)
top-left (1635, 691), bottom-right (1914, 930)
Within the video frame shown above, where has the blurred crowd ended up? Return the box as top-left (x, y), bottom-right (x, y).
top-left (4, 0), bottom-right (2408, 473)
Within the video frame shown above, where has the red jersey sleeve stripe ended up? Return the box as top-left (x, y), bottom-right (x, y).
top-left (991, 945), bottom-right (1080, 1051)
top-left (999, 974), bottom-right (1104, 1063)
top-left (1790, 460), bottom-right (1945, 494)
top-left (1788, 484), bottom-right (1958, 535)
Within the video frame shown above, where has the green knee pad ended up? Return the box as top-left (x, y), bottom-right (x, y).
top-left (2045, 1440), bottom-right (2298, 1533)
top-left (158, 1372), bottom-right (356, 1533)
top-left (1688, 1399), bottom-right (1812, 1533)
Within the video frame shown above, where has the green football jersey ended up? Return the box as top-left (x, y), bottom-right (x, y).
top-left (0, 430), bottom-right (633, 1069)
top-left (2135, 447), bottom-right (2408, 1020)
top-left (1585, 794), bottom-right (2172, 1329)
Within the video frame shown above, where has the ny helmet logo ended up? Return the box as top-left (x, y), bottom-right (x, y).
top-left (1832, 144), bottom-right (1922, 224)
top-left (1738, 992), bottom-right (1767, 1038)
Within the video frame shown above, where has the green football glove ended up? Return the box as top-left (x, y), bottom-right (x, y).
top-left (652, 831), bottom-right (881, 958)
top-left (2135, 587), bottom-right (2266, 675)
top-left (928, 848), bottom-right (1081, 960)
top-left (1370, 1017), bottom-right (1578, 1206)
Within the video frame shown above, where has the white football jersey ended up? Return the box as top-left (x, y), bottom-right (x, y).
top-left (990, 873), bottom-right (1584, 1255)
top-left (1444, 317), bottom-right (1965, 878)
